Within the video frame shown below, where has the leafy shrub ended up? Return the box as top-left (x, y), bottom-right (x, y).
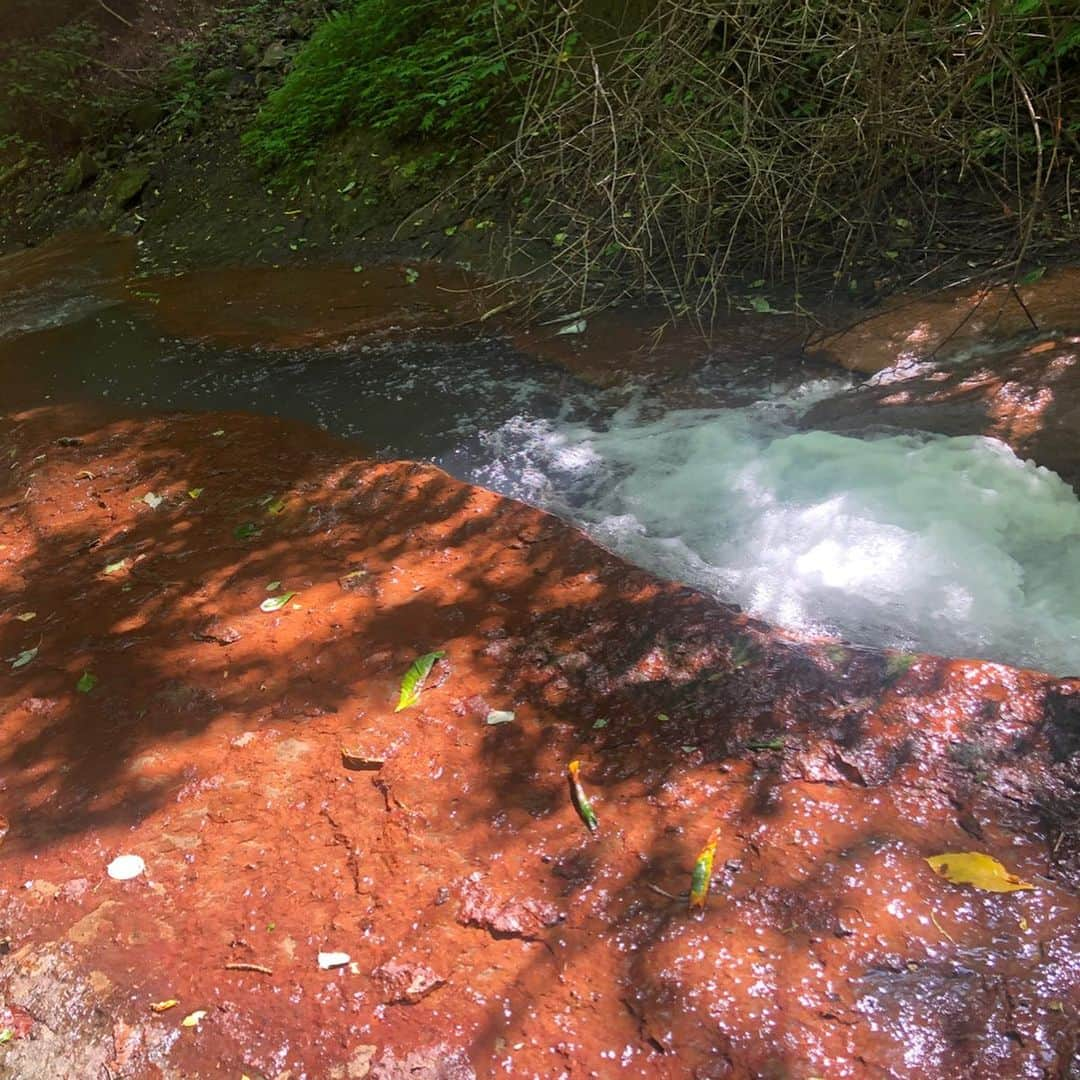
top-left (244, 0), bottom-right (528, 169)
top-left (0, 22), bottom-right (99, 149)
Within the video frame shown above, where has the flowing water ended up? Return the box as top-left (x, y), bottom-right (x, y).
top-left (3, 234), bottom-right (1080, 675)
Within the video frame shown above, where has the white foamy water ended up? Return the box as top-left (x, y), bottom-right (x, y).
top-left (473, 385), bottom-right (1080, 675)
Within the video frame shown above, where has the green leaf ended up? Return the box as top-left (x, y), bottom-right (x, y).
top-left (404, 268), bottom-right (420, 285)
top-left (234, 522), bottom-right (260, 541)
top-left (395, 650), bottom-right (445, 712)
top-left (266, 580), bottom-right (282, 592)
top-left (747, 737), bottom-right (784, 751)
top-left (104, 559), bottom-right (127, 575)
top-left (260, 592), bottom-right (296, 612)
top-left (1019, 266), bottom-right (1046, 287)
top-left (749, 295), bottom-right (777, 314)
top-left (11, 646), bottom-right (37, 669)
top-left (0, 1029), bottom-right (11, 1044)
top-left (76, 671), bottom-right (98, 693)
top-left (265, 498), bottom-right (287, 516)
top-left (188, 488), bottom-right (203, 499)
top-left (592, 717), bottom-right (609, 729)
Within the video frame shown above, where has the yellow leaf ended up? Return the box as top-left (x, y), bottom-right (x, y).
top-left (180, 1009), bottom-right (207, 1027)
top-left (925, 852), bottom-right (1034, 893)
top-left (149, 999), bottom-right (179, 1013)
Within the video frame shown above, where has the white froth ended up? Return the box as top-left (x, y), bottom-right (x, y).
top-left (475, 395), bottom-right (1080, 675)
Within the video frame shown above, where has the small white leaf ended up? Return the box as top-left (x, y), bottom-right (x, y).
top-left (555, 319), bottom-right (587, 336)
top-left (486, 710), bottom-right (515, 725)
top-left (318, 951), bottom-right (350, 970)
top-left (143, 492), bottom-right (163, 509)
top-left (260, 592), bottom-right (296, 613)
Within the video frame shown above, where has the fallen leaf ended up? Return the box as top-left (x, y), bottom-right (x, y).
top-left (341, 747), bottom-right (385, 770)
top-left (395, 650), bottom-right (445, 712)
top-left (10, 646), bottom-right (37, 669)
top-left (260, 592), bottom-right (296, 613)
top-left (142, 492), bottom-right (163, 509)
top-left (180, 1010), bottom-right (207, 1028)
top-left (265, 580), bottom-right (281, 592)
top-left (592, 717), bottom-right (609, 729)
top-left (14, 612), bottom-right (36, 622)
top-left (234, 522), bottom-right (259, 541)
top-left (926, 852), bottom-right (1034, 893)
top-left (0, 1029), bottom-right (11, 1044)
top-left (689, 834), bottom-right (718, 912)
top-left (265, 498), bottom-right (287, 516)
top-left (555, 318), bottom-right (587, 336)
top-left (76, 671), bottom-right (98, 693)
top-left (318, 951), bottom-right (350, 970)
top-left (149, 1000), bottom-right (179, 1013)
top-left (567, 760), bottom-right (598, 832)
top-left (486, 710), bottom-right (515, 725)
top-left (187, 488), bottom-right (203, 499)
top-left (104, 559), bottom-right (127, 575)
top-left (211, 429), bottom-right (225, 437)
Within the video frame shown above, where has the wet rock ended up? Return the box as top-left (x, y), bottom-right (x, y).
top-left (108, 166), bottom-right (151, 208)
top-left (370, 1045), bottom-right (475, 1080)
top-left (457, 876), bottom-right (563, 939)
top-left (372, 959), bottom-right (445, 1004)
top-left (193, 620), bottom-right (242, 645)
top-left (258, 41), bottom-right (290, 68)
top-left (810, 268), bottom-right (1080, 374)
top-left (59, 151), bottom-right (98, 194)
top-left (803, 335), bottom-right (1080, 490)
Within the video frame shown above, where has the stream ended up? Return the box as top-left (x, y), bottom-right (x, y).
top-left (3, 234), bottom-right (1080, 676)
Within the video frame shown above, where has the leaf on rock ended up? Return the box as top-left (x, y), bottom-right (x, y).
top-left (10, 646), bottom-right (37, 669)
top-left (260, 592), bottom-right (296, 613)
top-left (394, 650), bottom-right (445, 712)
top-left (926, 852), bottom-right (1034, 893)
top-left (318, 951), bottom-right (350, 970)
top-left (76, 671), bottom-right (98, 693)
top-left (567, 759), bottom-right (598, 833)
top-left (689, 834), bottom-right (718, 912)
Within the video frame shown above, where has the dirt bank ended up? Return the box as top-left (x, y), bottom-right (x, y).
top-left (0, 404), bottom-right (1077, 1078)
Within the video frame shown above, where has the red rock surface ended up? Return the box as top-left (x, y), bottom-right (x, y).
top-left (808, 268), bottom-right (1080, 374)
top-left (804, 334), bottom-right (1080, 489)
top-left (0, 404), bottom-right (1077, 1078)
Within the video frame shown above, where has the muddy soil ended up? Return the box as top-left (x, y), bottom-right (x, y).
top-left (0, 403), bottom-right (1077, 1079)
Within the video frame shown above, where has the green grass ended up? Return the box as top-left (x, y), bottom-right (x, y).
top-left (243, 0), bottom-right (528, 171)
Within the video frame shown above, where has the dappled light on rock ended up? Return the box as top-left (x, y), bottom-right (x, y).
top-left (0, 405), bottom-right (1076, 1077)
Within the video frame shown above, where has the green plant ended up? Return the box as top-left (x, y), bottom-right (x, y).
top-left (0, 21), bottom-right (99, 147)
top-left (243, 0), bottom-right (529, 170)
